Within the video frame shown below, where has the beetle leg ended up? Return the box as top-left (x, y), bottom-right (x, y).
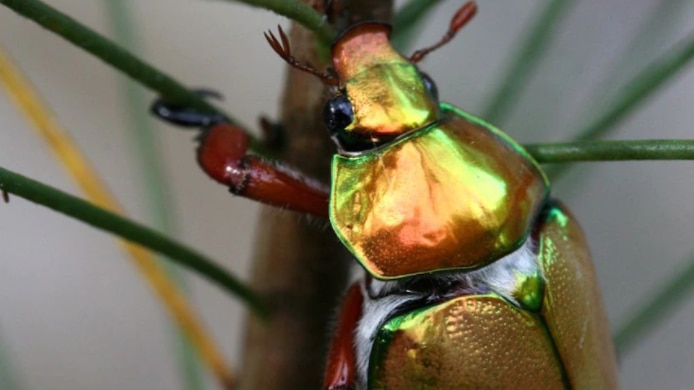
top-left (197, 123), bottom-right (329, 216)
top-left (324, 283), bottom-right (363, 390)
top-left (151, 97), bottom-right (330, 217)
top-left (150, 89), bottom-right (228, 128)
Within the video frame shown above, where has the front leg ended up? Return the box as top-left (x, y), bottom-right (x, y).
top-left (151, 97), bottom-right (330, 217)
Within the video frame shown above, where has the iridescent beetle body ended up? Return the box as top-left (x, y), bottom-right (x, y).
top-left (321, 11), bottom-right (618, 390)
top-left (152, 2), bottom-right (619, 388)
top-left (338, 201), bottom-right (617, 389)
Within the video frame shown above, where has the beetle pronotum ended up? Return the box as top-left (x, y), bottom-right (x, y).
top-left (0, 0), bottom-right (693, 389)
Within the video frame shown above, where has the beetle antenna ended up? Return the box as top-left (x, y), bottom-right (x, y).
top-left (264, 26), bottom-right (339, 86)
top-left (409, 1), bottom-right (478, 64)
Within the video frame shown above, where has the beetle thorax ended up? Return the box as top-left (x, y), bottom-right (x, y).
top-left (329, 106), bottom-right (549, 279)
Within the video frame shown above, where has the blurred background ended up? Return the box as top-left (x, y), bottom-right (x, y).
top-left (0, 0), bottom-right (693, 388)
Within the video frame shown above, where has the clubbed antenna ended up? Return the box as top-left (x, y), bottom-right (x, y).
top-left (264, 26), bottom-right (339, 86)
top-left (409, 1), bottom-right (478, 64)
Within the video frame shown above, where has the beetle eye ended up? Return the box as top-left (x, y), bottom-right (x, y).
top-left (324, 95), bottom-right (375, 152)
top-left (420, 72), bottom-right (439, 101)
top-left (323, 95), bottom-right (354, 135)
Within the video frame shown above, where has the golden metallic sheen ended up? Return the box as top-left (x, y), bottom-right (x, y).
top-left (367, 204), bottom-right (618, 389)
top-left (538, 204), bottom-right (618, 388)
top-left (369, 294), bottom-right (566, 389)
top-left (332, 23), bottom-right (439, 140)
top-left (330, 105), bottom-right (548, 279)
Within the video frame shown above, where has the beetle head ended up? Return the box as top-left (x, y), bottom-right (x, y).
top-left (324, 23), bottom-right (441, 154)
top-left (266, 1), bottom-right (478, 155)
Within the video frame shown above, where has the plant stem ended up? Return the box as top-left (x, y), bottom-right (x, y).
top-left (238, 1), bottom-right (393, 389)
top-left (482, 0), bottom-right (575, 125)
top-left (104, 2), bottom-right (204, 389)
top-left (391, 0), bottom-right (444, 50)
top-left (615, 253), bottom-right (694, 355)
top-left (222, 0), bottom-right (335, 41)
top-left (570, 35), bottom-right (694, 144)
top-left (548, 32), bottom-right (694, 178)
top-left (0, 166), bottom-right (267, 319)
top-left (525, 139), bottom-right (694, 163)
top-left (0, 0), bottom-right (262, 147)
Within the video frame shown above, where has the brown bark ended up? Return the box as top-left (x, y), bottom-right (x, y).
top-left (239, 2), bottom-right (393, 389)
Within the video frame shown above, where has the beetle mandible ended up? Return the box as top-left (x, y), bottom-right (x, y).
top-left (153, 2), bottom-right (618, 388)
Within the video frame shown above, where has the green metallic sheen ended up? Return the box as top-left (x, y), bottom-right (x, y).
top-left (364, 203), bottom-right (618, 388)
top-left (342, 63), bottom-right (439, 138)
top-left (536, 203), bottom-right (618, 388)
top-left (513, 268), bottom-right (545, 312)
top-left (330, 103), bottom-right (550, 279)
top-left (331, 24), bottom-right (440, 140)
top-left (368, 293), bottom-right (567, 389)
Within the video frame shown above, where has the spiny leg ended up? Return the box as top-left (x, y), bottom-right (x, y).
top-left (151, 94), bottom-right (330, 217)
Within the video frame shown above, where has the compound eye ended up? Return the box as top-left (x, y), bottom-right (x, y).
top-left (323, 95), bottom-right (354, 135)
top-left (420, 72), bottom-right (439, 101)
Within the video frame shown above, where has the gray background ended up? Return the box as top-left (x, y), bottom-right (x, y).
top-left (1, 0), bottom-right (693, 388)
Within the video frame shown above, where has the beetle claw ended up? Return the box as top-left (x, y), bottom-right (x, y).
top-left (193, 88), bottom-right (225, 101)
top-left (150, 88), bottom-right (227, 129)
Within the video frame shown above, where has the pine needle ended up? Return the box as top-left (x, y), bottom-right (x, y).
top-left (0, 45), bottom-right (236, 390)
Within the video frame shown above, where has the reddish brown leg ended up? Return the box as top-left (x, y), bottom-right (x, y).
top-left (198, 123), bottom-right (330, 217)
top-left (324, 283), bottom-right (363, 390)
top-left (151, 95), bottom-right (330, 217)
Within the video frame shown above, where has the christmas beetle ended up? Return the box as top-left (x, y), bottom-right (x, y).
top-left (153, 2), bottom-right (618, 388)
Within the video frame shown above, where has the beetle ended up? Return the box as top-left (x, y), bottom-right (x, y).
top-left (152, 2), bottom-right (618, 388)
top-left (5, 0), bottom-right (686, 388)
